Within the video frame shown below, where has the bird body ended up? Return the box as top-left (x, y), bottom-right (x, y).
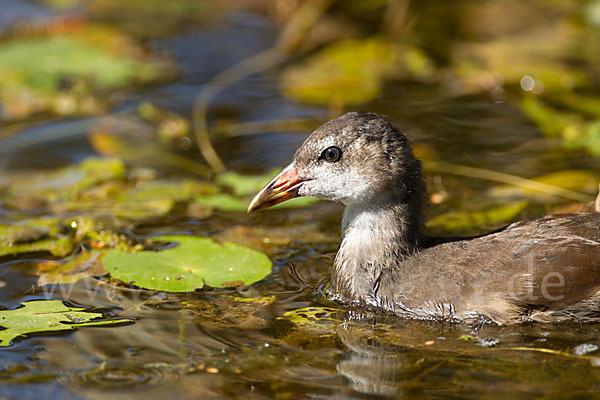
top-left (249, 112), bottom-right (600, 324)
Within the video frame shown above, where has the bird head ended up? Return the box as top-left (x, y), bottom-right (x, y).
top-left (248, 112), bottom-right (423, 212)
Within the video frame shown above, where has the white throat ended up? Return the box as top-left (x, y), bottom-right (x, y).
top-left (332, 200), bottom-right (418, 298)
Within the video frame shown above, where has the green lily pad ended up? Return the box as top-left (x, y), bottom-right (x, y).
top-left (426, 200), bottom-right (529, 232)
top-left (0, 300), bottom-right (130, 347)
top-left (102, 235), bottom-right (272, 292)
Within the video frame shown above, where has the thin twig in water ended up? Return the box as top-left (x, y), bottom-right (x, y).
top-left (492, 346), bottom-right (593, 360)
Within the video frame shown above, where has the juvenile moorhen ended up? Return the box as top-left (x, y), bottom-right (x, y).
top-left (248, 112), bottom-right (600, 324)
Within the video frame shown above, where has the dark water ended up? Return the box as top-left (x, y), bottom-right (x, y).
top-left (2, 2), bottom-right (600, 399)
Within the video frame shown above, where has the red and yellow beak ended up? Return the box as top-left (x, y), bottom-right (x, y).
top-left (247, 164), bottom-right (304, 213)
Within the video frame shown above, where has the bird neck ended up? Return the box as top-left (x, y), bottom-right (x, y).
top-left (331, 193), bottom-right (424, 299)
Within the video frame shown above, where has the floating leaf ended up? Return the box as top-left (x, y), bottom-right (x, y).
top-left (1, 218), bottom-right (69, 256)
top-left (102, 235), bottom-right (272, 292)
top-left (190, 170), bottom-right (318, 212)
top-left (4, 157), bottom-right (125, 211)
top-left (520, 96), bottom-right (581, 138)
top-left (426, 200), bottom-right (529, 232)
top-left (520, 97), bottom-right (600, 156)
top-left (109, 180), bottom-right (217, 219)
top-left (195, 170), bottom-right (318, 212)
top-left (0, 300), bottom-right (130, 347)
top-left (0, 236), bottom-right (73, 257)
top-left (193, 193), bottom-right (317, 213)
top-left (0, 35), bottom-right (159, 92)
top-left (453, 27), bottom-right (590, 94)
top-left (217, 169), bottom-right (283, 197)
top-left (547, 92), bottom-right (600, 119)
top-left (0, 218), bottom-right (60, 244)
top-left (0, 27), bottom-right (165, 119)
top-left (280, 37), bottom-right (400, 106)
top-left (193, 193), bottom-right (249, 212)
top-left (586, 0), bottom-right (600, 27)
top-left (564, 120), bottom-right (600, 156)
top-left (4, 158), bottom-right (216, 219)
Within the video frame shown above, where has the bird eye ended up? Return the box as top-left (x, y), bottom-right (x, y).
top-left (320, 146), bottom-right (342, 163)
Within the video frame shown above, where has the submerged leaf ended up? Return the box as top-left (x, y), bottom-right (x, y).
top-left (36, 250), bottom-right (107, 286)
top-left (0, 300), bottom-right (129, 347)
top-left (282, 307), bottom-right (342, 333)
top-left (102, 235), bottom-right (272, 292)
top-left (232, 295), bottom-right (276, 306)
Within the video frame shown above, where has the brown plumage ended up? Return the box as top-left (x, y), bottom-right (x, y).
top-left (248, 112), bottom-right (600, 324)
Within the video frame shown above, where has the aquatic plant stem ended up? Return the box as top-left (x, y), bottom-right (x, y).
top-left (423, 160), bottom-right (594, 203)
top-left (192, 0), bottom-right (332, 174)
top-left (192, 49), bottom-right (285, 174)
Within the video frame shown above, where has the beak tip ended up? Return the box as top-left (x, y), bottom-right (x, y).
top-left (247, 164), bottom-right (302, 213)
top-left (247, 195), bottom-right (262, 213)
